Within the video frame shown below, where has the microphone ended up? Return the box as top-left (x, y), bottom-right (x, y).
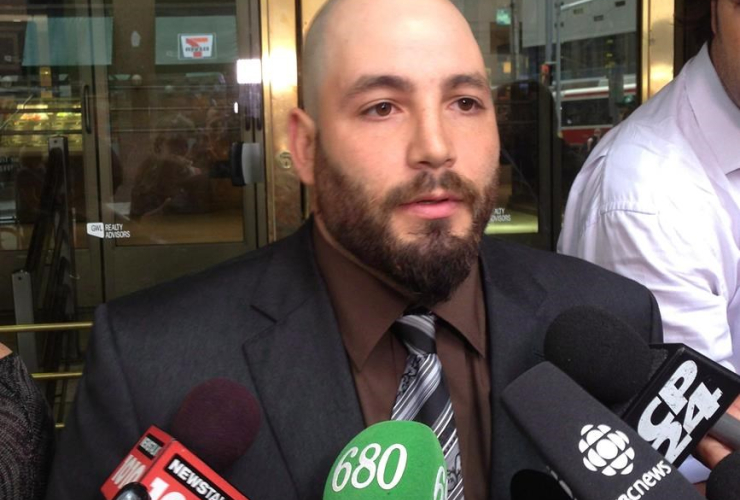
top-left (501, 362), bottom-right (705, 500)
top-left (545, 306), bottom-right (740, 465)
top-left (322, 420), bottom-right (448, 499)
top-left (170, 378), bottom-right (261, 473)
top-left (113, 483), bottom-right (150, 500)
top-left (706, 452), bottom-right (740, 500)
top-left (101, 378), bottom-right (261, 500)
top-left (510, 469), bottom-right (572, 500)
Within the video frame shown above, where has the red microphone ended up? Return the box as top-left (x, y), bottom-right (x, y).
top-left (101, 379), bottom-right (261, 500)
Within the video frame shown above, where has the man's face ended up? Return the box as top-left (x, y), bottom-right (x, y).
top-left (299, 0), bottom-right (500, 303)
top-left (712, 0), bottom-right (740, 108)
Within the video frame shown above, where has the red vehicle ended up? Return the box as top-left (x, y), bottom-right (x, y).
top-left (559, 75), bottom-right (637, 146)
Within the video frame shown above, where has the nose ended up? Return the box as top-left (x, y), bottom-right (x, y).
top-left (407, 108), bottom-right (455, 170)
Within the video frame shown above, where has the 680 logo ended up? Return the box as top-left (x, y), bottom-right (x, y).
top-left (329, 442), bottom-right (447, 500)
top-left (331, 443), bottom-right (408, 492)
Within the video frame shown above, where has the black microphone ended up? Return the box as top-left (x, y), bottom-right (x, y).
top-left (510, 469), bottom-right (572, 500)
top-left (502, 362), bottom-right (705, 500)
top-left (113, 483), bottom-right (150, 500)
top-left (545, 306), bottom-right (740, 466)
top-left (707, 451), bottom-right (740, 500)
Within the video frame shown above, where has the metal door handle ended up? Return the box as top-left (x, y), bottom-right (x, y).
top-left (82, 85), bottom-right (93, 134)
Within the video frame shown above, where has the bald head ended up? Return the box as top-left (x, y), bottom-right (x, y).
top-left (302, 0), bottom-right (343, 118)
top-left (302, 0), bottom-right (485, 120)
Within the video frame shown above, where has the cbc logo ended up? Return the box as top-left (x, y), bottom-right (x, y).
top-left (579, 424), bottom-right (635, 477)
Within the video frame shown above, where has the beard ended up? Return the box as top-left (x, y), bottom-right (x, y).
top-left (313, 138), bottom-right (498, 306)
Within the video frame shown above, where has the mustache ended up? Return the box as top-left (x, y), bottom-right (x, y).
top-left (382, 170), bottom-right (480, 209)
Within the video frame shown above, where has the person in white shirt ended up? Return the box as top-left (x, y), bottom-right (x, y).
top-left (559, 0), bottom-right (740, 485)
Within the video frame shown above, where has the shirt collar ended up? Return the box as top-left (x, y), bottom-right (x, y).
top-left (432, 261), bottom-right (486, 356)
top-left (313, 224), bottom-right (486, 371)
top-left (685, 43), bottom-right (740, 175)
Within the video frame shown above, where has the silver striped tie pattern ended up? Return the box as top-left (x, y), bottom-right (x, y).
top-left (390, 309), bottom-right (464, 499)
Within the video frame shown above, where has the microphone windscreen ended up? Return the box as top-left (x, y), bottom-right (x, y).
top-left (544, 306), bottom-right (653, 404)
top-left (502, 362), bottom-right (704, 500)
top-left (323, 421), bottom-right (447, 499)
top-left (510, 469), bottom-right (571, 500)
top-left (170, 378), bottom-right (261, 473)
top-left (707, 451), bottom-right (740, 500)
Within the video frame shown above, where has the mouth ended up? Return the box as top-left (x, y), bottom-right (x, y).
top-left (399, 191), bottom-right (465, 219)
top-left (405, 191), bottom-right (463, 205)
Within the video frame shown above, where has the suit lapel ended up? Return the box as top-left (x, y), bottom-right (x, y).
top-left (479, 238), bottom-right (548, 499)
top-left (242, 224), bottom-right (364, 499)
top-left (481, 242), bottom-right (547, 386)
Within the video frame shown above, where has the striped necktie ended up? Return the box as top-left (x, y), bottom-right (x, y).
top-left (390, 308), bottom-right (464, 499)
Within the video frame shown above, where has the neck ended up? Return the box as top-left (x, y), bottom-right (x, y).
top-left (313, 214), bottom-right (419, 300)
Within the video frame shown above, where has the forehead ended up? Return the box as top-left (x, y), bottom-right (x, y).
top-left (323, 2), bottom-right (485, 91)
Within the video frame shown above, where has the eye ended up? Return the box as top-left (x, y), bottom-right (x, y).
top-left (363, 102), bottom-right (395, 117)
top-left (456, 97), bottom-right (480, 112)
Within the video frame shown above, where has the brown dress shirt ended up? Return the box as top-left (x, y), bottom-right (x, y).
top-left (313, 225), bottom-right (492, 500)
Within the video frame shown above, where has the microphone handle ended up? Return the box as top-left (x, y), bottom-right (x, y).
top-left (709, 414), bottom-right (740, 451)
top-left (112, 483), bottom-right (151, 500)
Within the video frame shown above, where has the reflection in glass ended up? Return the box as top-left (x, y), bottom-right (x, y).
top-left (453, 0), bottom-right (639, 248)
top-left (0, 0), bottom-right (264, 316)
top-left (0, 88), bottom-right (88, 251)
top-left (105, 1), bottom-right (253, 247)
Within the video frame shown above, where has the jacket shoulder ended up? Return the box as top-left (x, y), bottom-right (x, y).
top-left (101, 225), bottom-right (316, 344)
top-left (481, 237), bottom-right (661, 342)
top-left (108, 243), bottom-right (273, 316)
top-left (481, 236), bottom-right (643, 287)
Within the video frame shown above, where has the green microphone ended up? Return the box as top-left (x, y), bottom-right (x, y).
top-left (323, 421), bottom-right (448, 499)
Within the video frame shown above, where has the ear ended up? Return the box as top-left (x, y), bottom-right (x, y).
top-left (711, 0), bottom-right (718, 37)
top-left (288, 108), bottom-right (318, 186)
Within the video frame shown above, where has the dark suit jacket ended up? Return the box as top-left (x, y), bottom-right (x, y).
top-left (45, 222), bottom-right (661, 500)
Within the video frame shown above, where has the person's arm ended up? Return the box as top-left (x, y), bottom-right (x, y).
top-left (574, 212), bottom-right (731, 364)
top-left (0, 343), bottom-right (54, 500)
top-left (559, 151), bottom-right (736, 485)
top-left (44, 305), bottom-right (142, 500)
top-left (560, 152), bottom-right (735, 371)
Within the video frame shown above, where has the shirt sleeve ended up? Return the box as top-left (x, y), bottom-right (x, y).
top-left (560, 154), bottom-right (735, 372)
top-left (559, 149), bottom-right (735, 485)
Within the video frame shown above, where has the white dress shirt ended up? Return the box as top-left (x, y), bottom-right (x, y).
top-left (558, 44), bottom-right (740, 482)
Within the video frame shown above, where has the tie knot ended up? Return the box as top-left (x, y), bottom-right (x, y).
top-left (391, 309), bottom-right (437, 356)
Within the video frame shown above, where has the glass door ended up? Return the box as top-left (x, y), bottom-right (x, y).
top-left (0, 0), bottom-right (302, 317)
top-left (0, 1), bottom-right (104, 316)
top-left (88, 0), bottom-right (266, 300)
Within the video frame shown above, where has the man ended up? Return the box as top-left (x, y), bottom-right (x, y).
top-left (46, 0), bottom-right (661, 498)
top-left (559, 0), bottom-right (740, 484)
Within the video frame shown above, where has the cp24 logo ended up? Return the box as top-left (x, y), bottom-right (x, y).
top-left (331, 443), bottom-right (447, 500)
top-left (637, 360), bottom-right (722, 462)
